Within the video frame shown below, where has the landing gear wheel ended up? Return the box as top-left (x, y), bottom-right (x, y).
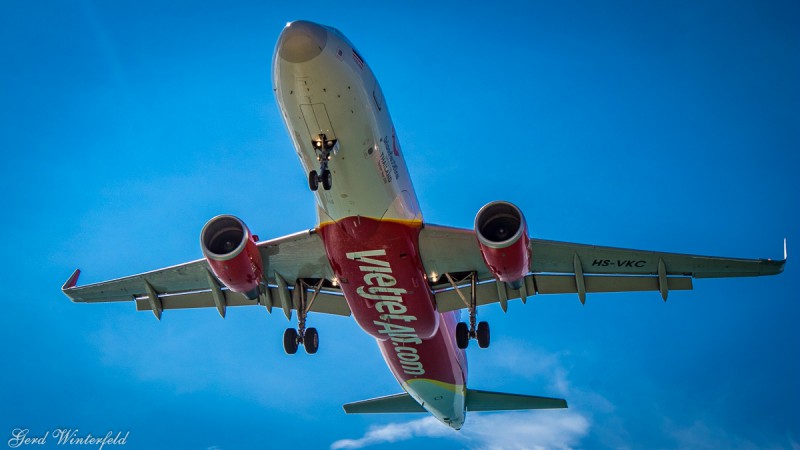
top-left (321, 169), bottom-right (332, 190)
top-left (304, 327), bottom-right (319, 354)
top-left (283, 328), bottom-right (299, 355)
top-left (308, 171), bottom-right (319, 191)
top-left (310, 134), bottom-right (337, 192)
top-left (456, 322), bottom-right (469, 349)
top-left (476, 321), bottom-right (490, 348)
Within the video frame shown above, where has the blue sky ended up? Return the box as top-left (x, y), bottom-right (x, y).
top-left (1, 1), bottom-right (797, 449)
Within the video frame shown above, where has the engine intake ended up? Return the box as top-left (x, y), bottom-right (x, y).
top-left (474, 201), bottom-right (530, 288)
top-left (201, 215), bottom-right (263, 299)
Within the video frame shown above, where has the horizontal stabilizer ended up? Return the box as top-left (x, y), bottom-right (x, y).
top-left (343, 393), bottom-right (425, 414)
top-left (466, 389), bottom-right (567, 411)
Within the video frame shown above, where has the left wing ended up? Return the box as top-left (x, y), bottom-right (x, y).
top-left (62, 229), bottom-right (350, 319)
top-left (419, 224), bottom-right (785, 312)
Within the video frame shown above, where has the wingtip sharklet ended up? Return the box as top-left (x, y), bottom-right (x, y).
top-left (784, 238), bottom-right (787, 261)
top-left (62, 269), bottom-right (81, 291)
top-left (761, 239), bottom-right (787, 275)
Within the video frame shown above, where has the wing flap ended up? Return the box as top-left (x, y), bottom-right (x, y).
top-left (535, 274), bottom-right (692, 294)
top-left (434, 275), bottom-right (692, 312)
top-left (132, 287), bottom-right (351, 316)
top-left (134, 290), bottom-right (227, 311)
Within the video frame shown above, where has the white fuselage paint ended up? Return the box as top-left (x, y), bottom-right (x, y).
top-left (272, 23), bottom-right (421, 225)
top-left (273, 21), bottom-right (465, 429)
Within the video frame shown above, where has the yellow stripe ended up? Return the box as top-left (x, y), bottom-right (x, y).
top-left (403, 378), bottom-right (464, 394)
top-left (317, 217), bottom-right (424, 229)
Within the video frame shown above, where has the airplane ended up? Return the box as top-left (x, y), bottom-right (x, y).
top-left (61, 20), bottom-right (786, 430)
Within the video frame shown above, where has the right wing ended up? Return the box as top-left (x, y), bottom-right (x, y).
top-left (419, 225), bottom-right (785, 312)
top-left (62, 229), bottom-right (350, 319)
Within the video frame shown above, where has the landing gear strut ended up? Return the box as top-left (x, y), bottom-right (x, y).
top-left (283, 278), bottom-right (324, 354)
top-left (308, 134), bottom-right (337, 191)
top-left (447, 272), bottom-right (490, 349)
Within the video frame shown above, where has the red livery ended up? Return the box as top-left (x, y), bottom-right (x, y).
top-left (475, 201), bottom-right (531, 287)
top-left (201, 215), bottom-right (263, 298)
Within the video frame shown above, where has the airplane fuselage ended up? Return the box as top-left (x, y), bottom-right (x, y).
top-left (273, 21), bottom-right (467, 428)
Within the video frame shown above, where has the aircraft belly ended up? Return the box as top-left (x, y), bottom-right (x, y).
top-left (274, 28), bottom-right (420, 223)
top-left (317, 217), bottom-right (439, 340)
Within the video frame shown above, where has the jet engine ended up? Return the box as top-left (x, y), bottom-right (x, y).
top-left (474, 201), bottom-right (530, 289)
top-left (201, 215), bottom-right (263, 299)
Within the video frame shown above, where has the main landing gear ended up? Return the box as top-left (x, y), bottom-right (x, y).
top-left (283, 327), bottom-right (318, 355)
top-left (446, 272), bottom-right (490, 349)
top-left (456, 320), bottom-right (490, 349)
top-left (283, 278), bottom-right (324, 355)
top-left (308, 134), bottom-right (337, 191)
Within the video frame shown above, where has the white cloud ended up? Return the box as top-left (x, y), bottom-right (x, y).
top-left (473, 338), bottom-right (573, 396)
top-left (330, 416), bottom-right (455, 449)
top-left (330, 410), bottom-right (589, 450)
top-left (664, 418), bottom-right (789, 450)
top-left (464, 411), bottom-right (589, 450)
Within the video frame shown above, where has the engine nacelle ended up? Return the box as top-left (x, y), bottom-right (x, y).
top-left (201, 215), bottom-right (263, 299)
top-left (474, 201), bottom-right (530, 288)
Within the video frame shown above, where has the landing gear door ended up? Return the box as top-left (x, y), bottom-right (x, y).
top-left (300, 103), bottom-right (337, 149)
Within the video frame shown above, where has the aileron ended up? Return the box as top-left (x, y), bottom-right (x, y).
top-left (434, 274), bottom-right (694, 312)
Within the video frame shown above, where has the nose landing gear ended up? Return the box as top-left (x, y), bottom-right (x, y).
top-left (308, 134), bottom-right (337, 191)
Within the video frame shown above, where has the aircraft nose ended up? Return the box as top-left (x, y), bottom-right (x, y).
top-left (278, 20), bottom-right (328, 63)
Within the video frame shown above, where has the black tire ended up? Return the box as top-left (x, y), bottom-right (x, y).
top-left (456, 322), bottom-right (469, 349)
top-left (321, 170), bottom-right (332, 190)
top-left (308, 170), bottom-right (319, 191)
top-left (477, 321), bottom-right (490, 349)
top-left (304, 327), bottom-right (319, 354)
top-left (283, 328), bottom-right (299, 354)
